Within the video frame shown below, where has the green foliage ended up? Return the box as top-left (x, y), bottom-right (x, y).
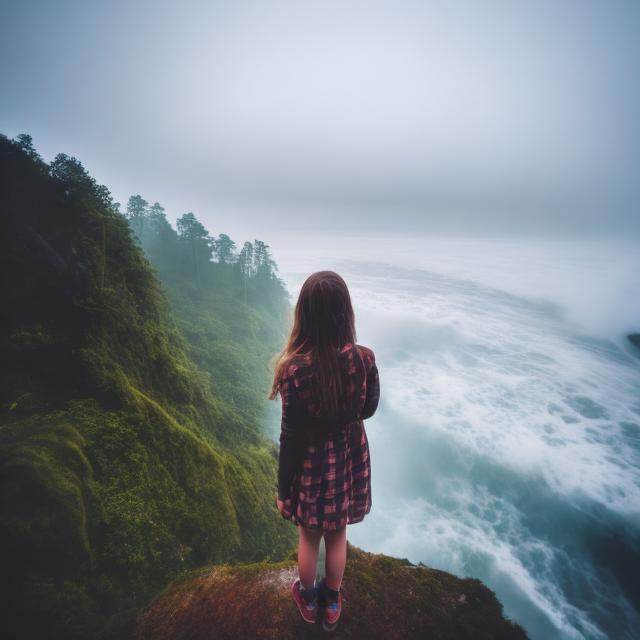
top-left (0, 133), bottom-right (297, 640)
top-left (121, 191), bottom-right (291, 316)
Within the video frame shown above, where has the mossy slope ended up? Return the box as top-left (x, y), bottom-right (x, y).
top-left (0, 135), bottom-right (297, 640)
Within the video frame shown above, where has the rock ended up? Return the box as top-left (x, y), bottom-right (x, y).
top-left (133, 542), bottom-right (529, 640)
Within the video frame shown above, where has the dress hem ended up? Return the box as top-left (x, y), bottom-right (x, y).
top-left (295, 505), bottom-right (372, 532)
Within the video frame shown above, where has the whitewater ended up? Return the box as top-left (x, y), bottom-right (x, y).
top-left (265, 231), bottom-right (640, 640)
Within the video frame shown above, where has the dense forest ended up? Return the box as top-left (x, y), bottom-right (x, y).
top-left (0, 133), bottom-right (297, 639)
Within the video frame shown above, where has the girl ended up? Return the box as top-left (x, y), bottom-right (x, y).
top-left (269, 270), bottom-right (380, 631)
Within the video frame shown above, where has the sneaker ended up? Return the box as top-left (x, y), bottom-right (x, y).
top-left (319, 579), bottom-right (343, 632)
top-left (291, 577), bottom-right (318, 623)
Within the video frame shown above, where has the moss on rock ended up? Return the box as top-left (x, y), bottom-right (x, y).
top-left (134, 542), bottom-right (529, 640)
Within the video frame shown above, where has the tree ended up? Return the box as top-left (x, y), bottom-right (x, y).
top-left (238, 241), bottom-right (254, 278)
top-left (177, 212), bottom-right (213, 284)
top-left (146, 202), bottom-right (178, 271)
top-left (237, 241), bottom-right (255, 303)
top-left (252, 240), bottom-right (265, 278)
top-left (252, 240), bottom-right (278, 280)
top-left (49, 153), bottom-right (116, 210)
top-left (213, 233), bottom-right (237, 264)
top-left (13, 134), bottom-right (41, 161)
top-left (148, 201), bottom-right (165, 222)
top-left (125, 195), bottom-right (149, 245)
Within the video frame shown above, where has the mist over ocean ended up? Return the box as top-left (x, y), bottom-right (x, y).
top-left (266, 231), bottom-right (640, 640)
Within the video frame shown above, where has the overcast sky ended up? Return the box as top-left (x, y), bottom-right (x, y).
top-left (1, 0), bottom-right (638, 240)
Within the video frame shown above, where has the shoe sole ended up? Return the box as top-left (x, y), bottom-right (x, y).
top-left (322, 617), bottom-right (339, 632)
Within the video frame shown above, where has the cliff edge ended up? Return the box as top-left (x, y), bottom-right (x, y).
top-left (134, 542), bottom-right (529, 640)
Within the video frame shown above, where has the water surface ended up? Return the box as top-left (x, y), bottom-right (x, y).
top-left (266, 232), bottom-right (640, 640)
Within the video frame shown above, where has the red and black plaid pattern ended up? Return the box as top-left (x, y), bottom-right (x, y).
top-left (278, 343), bottom-right (380, 531)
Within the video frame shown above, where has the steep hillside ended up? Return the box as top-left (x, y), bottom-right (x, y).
top-left (0, 134), bottom-right (297, 640)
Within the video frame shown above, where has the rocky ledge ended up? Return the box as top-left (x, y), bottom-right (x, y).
top-left (133, 542), bottom-right (529, 639)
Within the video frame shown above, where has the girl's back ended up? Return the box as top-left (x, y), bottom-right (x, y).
top-left (278, 342), bottom-right (380, 531)
top-left (270, 270), bottom-right (380, 629)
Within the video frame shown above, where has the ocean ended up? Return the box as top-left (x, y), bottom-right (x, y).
top-left (266, 231), bottom-right (640, 640)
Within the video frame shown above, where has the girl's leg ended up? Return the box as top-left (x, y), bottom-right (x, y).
top-left (323, 525), bottom-right (347, 591)
top-left (298, 524), bottom-right (323, 590)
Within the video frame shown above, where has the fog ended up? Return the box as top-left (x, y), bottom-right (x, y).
top-left (3, 3), bottom-right (639, 638)
top-left (1, 0), bottom-right (639, 238)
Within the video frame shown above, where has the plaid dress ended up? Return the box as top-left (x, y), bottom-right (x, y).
top-left (277, 343), bottom-right (380, 531)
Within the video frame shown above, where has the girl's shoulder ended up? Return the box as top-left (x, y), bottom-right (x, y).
top-left (354, 343), bottom-right (376, 368)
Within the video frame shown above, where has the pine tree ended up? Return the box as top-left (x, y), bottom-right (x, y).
top-left (125, 195), bottom-right (149, 245)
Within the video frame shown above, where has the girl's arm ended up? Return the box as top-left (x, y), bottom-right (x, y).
top-left (361, 355), bottom-right (380, 420)
top-left (278, 370), bottom-right (301, 501)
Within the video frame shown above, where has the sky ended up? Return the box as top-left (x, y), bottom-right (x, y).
top-left (1, 0), bottom-right (639, 241)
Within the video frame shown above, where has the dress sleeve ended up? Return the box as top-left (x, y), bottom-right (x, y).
top-left (361, 355), bottom-right (380, 420)
top-left (278, 369), bottom-right (302, 501)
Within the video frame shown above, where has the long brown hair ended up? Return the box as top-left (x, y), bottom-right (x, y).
top-left (268, 270), bottom-right (356, 420)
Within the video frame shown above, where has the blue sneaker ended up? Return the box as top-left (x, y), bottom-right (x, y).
top-left (318, 577), bottom-right (343, 632)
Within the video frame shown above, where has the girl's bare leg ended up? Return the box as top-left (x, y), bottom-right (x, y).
top-left (323, 525), bottom-right (347, 591)
top-left (298, 525), bottom-right (323, 590)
